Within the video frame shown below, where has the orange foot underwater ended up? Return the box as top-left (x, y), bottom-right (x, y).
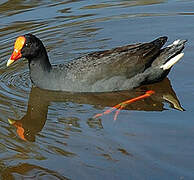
top-left (93, 90), bottom-right (155, 121)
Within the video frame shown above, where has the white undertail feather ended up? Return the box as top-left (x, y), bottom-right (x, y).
top-left (160, 53), bottom-right (184, 70)
top-left (173, 39), bottom-right (181, 45)
top-left (167, 39), bottom-right (181, 47)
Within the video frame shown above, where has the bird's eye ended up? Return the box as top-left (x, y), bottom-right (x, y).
top-left (25, 43), bottom-right (31, 47)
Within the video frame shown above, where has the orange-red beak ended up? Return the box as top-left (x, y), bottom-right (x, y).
top-left (7, 36), bottom-right (26, 67)
top-left (8, 118), bottom-right (26, 141)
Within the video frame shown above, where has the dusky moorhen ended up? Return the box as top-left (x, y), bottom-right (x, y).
top-left (7, 34), bottom-right (186, 92)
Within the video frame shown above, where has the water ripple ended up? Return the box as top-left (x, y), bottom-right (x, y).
top-left (0, 67), bottom-right (30, 95)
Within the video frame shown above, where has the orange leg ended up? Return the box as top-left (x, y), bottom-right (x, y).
top-left (93, 90), bottom-right (155, 120)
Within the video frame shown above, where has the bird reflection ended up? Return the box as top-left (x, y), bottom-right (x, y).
top-left (8, 78), bottom-right (184, 142)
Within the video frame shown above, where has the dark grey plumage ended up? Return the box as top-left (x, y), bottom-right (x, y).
top-left (16, 34), bottom-right (187, 92)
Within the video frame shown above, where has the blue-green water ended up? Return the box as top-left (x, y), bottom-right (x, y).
top-left (0, 0), bottom-right (194, 179)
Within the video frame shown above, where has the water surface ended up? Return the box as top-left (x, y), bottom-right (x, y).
top-left (0, 0), bottom-right (194, 179)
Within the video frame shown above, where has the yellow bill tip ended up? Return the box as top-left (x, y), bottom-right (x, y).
top-left (8, 118), bottom-right (16, 125)
top-left (7, 58), bottom-right (14, 67)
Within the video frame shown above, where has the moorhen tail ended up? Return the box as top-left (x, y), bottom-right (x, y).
top-left (7, 34), bottom-right (186, 92)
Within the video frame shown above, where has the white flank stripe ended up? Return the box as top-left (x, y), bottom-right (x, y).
top-left (160, 53), bottom-right (184, 70)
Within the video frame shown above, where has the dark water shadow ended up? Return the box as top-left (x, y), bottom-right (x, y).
top-left (8, 78), bottom-right (183, 142)
top-left (1, 163), bottom-right (69, 180)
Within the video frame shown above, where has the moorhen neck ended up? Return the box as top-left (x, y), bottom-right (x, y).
top-left (7, 34), bottom-right (186, 92)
